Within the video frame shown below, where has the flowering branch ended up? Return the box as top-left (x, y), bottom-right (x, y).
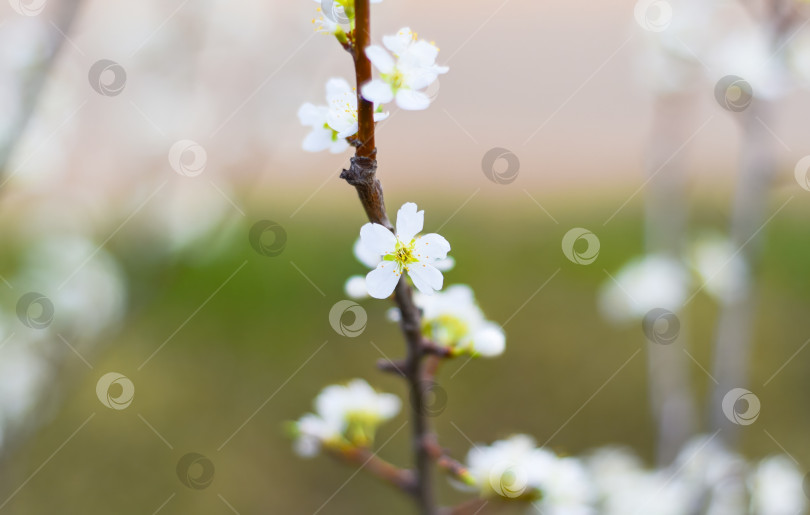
top-left (336, 1), bottom-right (437, 512)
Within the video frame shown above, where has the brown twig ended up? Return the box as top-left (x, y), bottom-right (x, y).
top-left (339, 1), bottom-right (437, 512)
top-left (424, 436), bottom-right (472, 483)
top-left (327, 446), bottom-right (417, 494)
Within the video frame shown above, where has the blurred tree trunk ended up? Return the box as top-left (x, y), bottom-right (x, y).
top-left (0, 0), bottom-right (83, 175)
top-left (645, 93), bottom-right (698, 465)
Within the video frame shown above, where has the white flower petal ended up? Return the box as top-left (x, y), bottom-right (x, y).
top-left (354, 237), bottom-right (382, 268)
top-left (408, 40), bottom-right (440, 65)
top-left (407, 262), bottom-right (443, 295)
top-left (328, 138), bottom-right (349, 154)
top-left (298, 102), bottom-right (326, 127)
top-left (383, 27), bottom-right (414, 56)
top-left (333, 120), bottom-right (359, 139)
top-left (396, 202), bottom-right (424, 241)
top-left (365, 45), bottom-right (395, 74)
top-left (471, 322), bottom-right (505, 357)
top-left (360, 223), bottom-right (397, 255)
top-left (413, 233), bottom-right (450, 261)
top-left (433, 256), bottom-right (455, 272)
top-left (405, 69), bottom-right (438, 90)
top-left (361, 79), bottom-right (394, 104)
top-left (395, 88), bottom-right (431, 110)
top-left (366, 261), bottom-right (401, 299)
top-left (325, 77), bottom-right (353, 98)
top-left (302, 128), bottom-right (334, 153)
top-left (373, 110), bottom-right (389, 122)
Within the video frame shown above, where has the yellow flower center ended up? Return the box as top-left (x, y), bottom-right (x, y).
top-left (385, 239), bottom-right (418, 270)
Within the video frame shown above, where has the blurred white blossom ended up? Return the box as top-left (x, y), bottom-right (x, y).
top-left (415, 284), bottom-right (505, 357)
top-left (291, 379), bottom-right (400, 457)
top-left (599, 254), bottom-right (689, 322)
top-left (750, 455), bottom-right (807, 515)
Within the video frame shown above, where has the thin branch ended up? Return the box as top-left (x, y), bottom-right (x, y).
top-left (339, 1), bottom-right (437, 513)
top-left (327, 446), bottom-right (417, 494)
top-left (352, 0), bottom-right (375, 157)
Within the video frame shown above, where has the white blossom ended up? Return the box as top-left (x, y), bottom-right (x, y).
top-left (750, 455), bottom-right (807, 515)
top-left (344, 275), bottom-right (369, 300)
top-left (358, 202), bottom-right (450, 298)
top-left (298, 78), bottom-right (388, 153)
top-left (292, 379), bottom-right (400, 456)
top-left (463, 435), bottom-right (595, 513)
top-left (465, 434), bottom-right (554, 499)
top-left (362, 27), bottom-right (448, 110)
top-left (598, 254), bottom-right (689, 322)
top-left (415, 284), bottom-right (505, 357)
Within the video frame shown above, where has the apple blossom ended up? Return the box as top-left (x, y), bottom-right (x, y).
top-left (361, 27), bottom-right (449, 110)
top-left (358, 202), bottom-right (451, 299)
top-left (298, 78), bottom-right (388, 153)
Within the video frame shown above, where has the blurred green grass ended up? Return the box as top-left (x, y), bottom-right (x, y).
top-left (2, 189), bottom-right (810, 514)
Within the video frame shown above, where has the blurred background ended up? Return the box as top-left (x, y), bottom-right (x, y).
top-left (0, 0), bottom-right (809, 513)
